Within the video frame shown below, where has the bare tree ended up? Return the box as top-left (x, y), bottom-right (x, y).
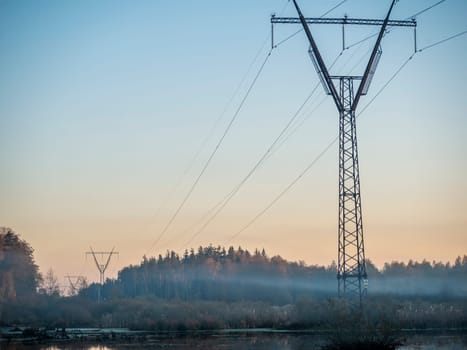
top-left (41, 268), bottom-right (61, 296)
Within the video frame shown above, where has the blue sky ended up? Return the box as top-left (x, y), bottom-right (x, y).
top-left (0, 0), bottom-right (466, 283)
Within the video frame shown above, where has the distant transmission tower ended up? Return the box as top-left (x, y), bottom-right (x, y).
top-left (86, 247), bottom-right (118, 302)
top-left (272, 0), bottom-right (415, 303)
top-left (65, 275), bottom-right (87, 296)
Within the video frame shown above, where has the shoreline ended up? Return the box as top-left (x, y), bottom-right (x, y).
top-left (1, 326), bottom-right (466, 345)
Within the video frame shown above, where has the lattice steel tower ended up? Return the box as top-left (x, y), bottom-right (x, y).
top-left (272, 0), bottom-right (415, 303)
top-left (86, 247), bottom-right (118, 302)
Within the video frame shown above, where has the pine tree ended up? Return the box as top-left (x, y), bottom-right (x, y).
top-left (0, 227), bottom-right (42, 301)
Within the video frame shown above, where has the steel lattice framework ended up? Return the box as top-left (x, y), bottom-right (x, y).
top-left (86, 247), bottom-right (118, 303)
top-left (273, 0), bottom-right (415, 304)
top-left (337, 77), bottom-right (366, 301)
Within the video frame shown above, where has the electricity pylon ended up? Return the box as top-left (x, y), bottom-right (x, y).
top-left (86, 247), bottom-right (118, 302)
top-left (272, 1), bottom-right (415, 304)
top-left (65, 275), bottom-right (87, 296)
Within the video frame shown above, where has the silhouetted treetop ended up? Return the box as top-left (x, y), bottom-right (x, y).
top-left (79, 245), bottom-right (467, 303)
top-left (0, 227), bottom-right (42, 301)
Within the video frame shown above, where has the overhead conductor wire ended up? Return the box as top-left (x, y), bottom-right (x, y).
top-left (177, 53), bottom-right (341, 248)
top-left (145, 36), bottom-right (270, 225)
top-left (144, 1), bottom-right (293, 256)
top-left (144, 50), bottom-right (273, 256)
top-left (183, 53), bottom-right (343, 246)
top-left (182, 1), bottom-right (350, 246)
top-left (226, 26), bottom-right (467, 243)
top-left (345, 0), bottom-right (449, 50)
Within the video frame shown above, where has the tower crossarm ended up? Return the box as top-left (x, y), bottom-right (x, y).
top-left (271, 17), bottom-right (416, 27)
top-left (86, 247), bottom-right (119, 274)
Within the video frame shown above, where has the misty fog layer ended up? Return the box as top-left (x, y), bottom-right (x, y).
top-left (1, 229), bottom-right (466, 332)
top-left (76, 245), bottom-right (467, 303)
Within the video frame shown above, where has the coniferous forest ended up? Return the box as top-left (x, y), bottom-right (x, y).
top-left (1, 227), bottom-right (466, 331)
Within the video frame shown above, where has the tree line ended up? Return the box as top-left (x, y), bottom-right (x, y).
top-left (1, 227), bottom-right (466, 330)
top-left (1, 227), bottom-right (466, 304)
top-left (85, 245), bottom-right (467, 303)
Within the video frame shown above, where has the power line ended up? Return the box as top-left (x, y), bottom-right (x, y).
top-left (224, 16), bottom-right (467, 253)
top-left (410, 0), bottom-right (447, 18)
top-left (184, 86), bottom-right (318, 246)
top-left (272, 94), bottom-right (328, 154)
top-left (141, 1), bottom-right (292, 256)
top-left (274, 29), bottom-right (303, 48)
top-left (321, 0), bottom-right (349, 17)
top-left (345, 0), bottom-right (449, 50)
top-left (345, 32), bottom-right (379, 50)
top-left (145, 48), bottom-right (274, 256)
top-left (147, 1), bottom-right (462, 254)
top-left (161, 196), bottom-right (225, 249)
top-left (357, 54), bottom-right (414, 117)
top-left (182, 52), bottom-right (344, 247)
top-left (263, 50), bottom-right (348, 162)
top-left (168, 0), bottom-right (290, 190)
top-left (142, 1), bottom-right (295, 255)
top-left (417, 29), bottom-right (467, 52)
top-left (178, 87), bottom-right (326, 248)
top-left (143, 26), bottom-right (272, 235)
top-left (226, 52), bottom-right (417, 243)
top-left (226, 137), bottom-right (336, 243)
top-left (176, 3), bottom-right (353, 248)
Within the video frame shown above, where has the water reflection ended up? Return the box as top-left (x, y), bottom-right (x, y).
top-left (1, 332), bottom-right (466, 350)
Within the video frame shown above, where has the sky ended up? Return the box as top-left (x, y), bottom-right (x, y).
top-left (0, 0), bottom-right (466, 286)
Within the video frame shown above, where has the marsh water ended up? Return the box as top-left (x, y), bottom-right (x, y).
top-left (1, 330), bottom-right (466, 350)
